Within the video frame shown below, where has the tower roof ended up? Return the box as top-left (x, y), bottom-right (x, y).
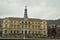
top-left (24, 6), bottom-right (28, 18)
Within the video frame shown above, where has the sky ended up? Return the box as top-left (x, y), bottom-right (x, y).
top-left (0, 0), bottom-right (60, 20)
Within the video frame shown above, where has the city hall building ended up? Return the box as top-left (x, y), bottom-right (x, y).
top-left (2, 6), bottom-right (47, 38)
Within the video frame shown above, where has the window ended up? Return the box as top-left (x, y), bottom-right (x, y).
top-left (38, 31), bottom-right (40, 34)
top-left (14, 21), bottom-right (16, 23)
top-left (10, 24), bottom-right (13, 28)
top-left (14, 30), bottom-right (16, 34)
top-left (10, 30), bottom-right (12, 33)
top-left (5, 24), bottom-right (7, 27)
top-left (35, 31), bottom-right (37, 34)
top-left (29, 22), bottom-right (30, 24)
top-left (35, 25), bottom-right (37, 29)
top-left (35, 22), bottom-right (37, 24)
top-left (17, 25), bottom-right (20, 28)
top-left (38, 25), bottom-right (40, 29)
top-left (25, 22), bottom-right (27, 25)
top-left (44, 22), bottom-right (45, 24)
top-left (22, 25), bottom-right (23, 28)
top-left (44, 35), bottom-right (46, 36)
top-left (32, 22), bottom-right (34, 24)
top-left (14, 25), bottom-right (16, 28)
top-left (25, 25), bottom-right (27, 28)
top-left (17, 31), bottom-right (19, 34)
top-left (44, 31), bottom-right (45, 34)
top-left (25, 30), bottom-right (27, 34)
top-left (40, 34), bottom-right (43, 36)
top-left (22, 21), bottom-right (24, 24)
top-left (5, 30), bottom-right (7, 33)
top-left (33, 31), bottom-right (34, 34)
top-left (28, 25), bottom-right (30, 28)
top-left (44, 25), bottom-right (46, 29)
top-left (32, 25), bottom-right (34, 29)
top-left (29, 31), bottom-right (30, 34)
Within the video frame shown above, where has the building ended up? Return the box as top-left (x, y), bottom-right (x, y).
top-left (0, 19), bottom-right (3, 37)
top-left (2, 6), bottom-right (47, 38)
top-left (56, 25), bottom-right (60, 38)
top-left (47, 24), bottom-right (58, 38)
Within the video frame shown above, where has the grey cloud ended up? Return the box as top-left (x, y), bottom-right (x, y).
top-left (0, 0), bottom-right (60, 19)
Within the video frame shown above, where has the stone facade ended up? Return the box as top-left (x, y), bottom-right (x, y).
top-left (2, 18), bottom-right (47, 38)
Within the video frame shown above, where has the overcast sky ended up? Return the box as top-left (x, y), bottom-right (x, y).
top-left (0, 0), bottom-right (60, 20)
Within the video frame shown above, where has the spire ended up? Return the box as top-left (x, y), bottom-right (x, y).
top-left (24, 5), bottom-right (28, 18)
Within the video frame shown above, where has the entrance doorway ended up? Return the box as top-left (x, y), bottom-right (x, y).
top-left (25, 30), bottom-right (27, 34)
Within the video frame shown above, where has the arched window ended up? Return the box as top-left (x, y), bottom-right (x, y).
top-left (5, 24), bottom-right (7, 27)
top-left (10, 30), bottom-right (12, 33)
top-left (29, 22), bottom-right (30, 24)
top-left (14, 30), bottom-right (16, 34)
top-left (17, 31), bottom-right (19, 34)
top-left (22, 21), bottom-right (24, 24)
top-left (22, 31), bottom-right (23, 34)
top-left (25, 22), bottom-right (27, 25)
top-left (25, 30), bottom-right (27, 34)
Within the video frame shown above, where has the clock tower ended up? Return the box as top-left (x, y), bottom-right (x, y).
top-left (24, 6), bottom-right (28, 18)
